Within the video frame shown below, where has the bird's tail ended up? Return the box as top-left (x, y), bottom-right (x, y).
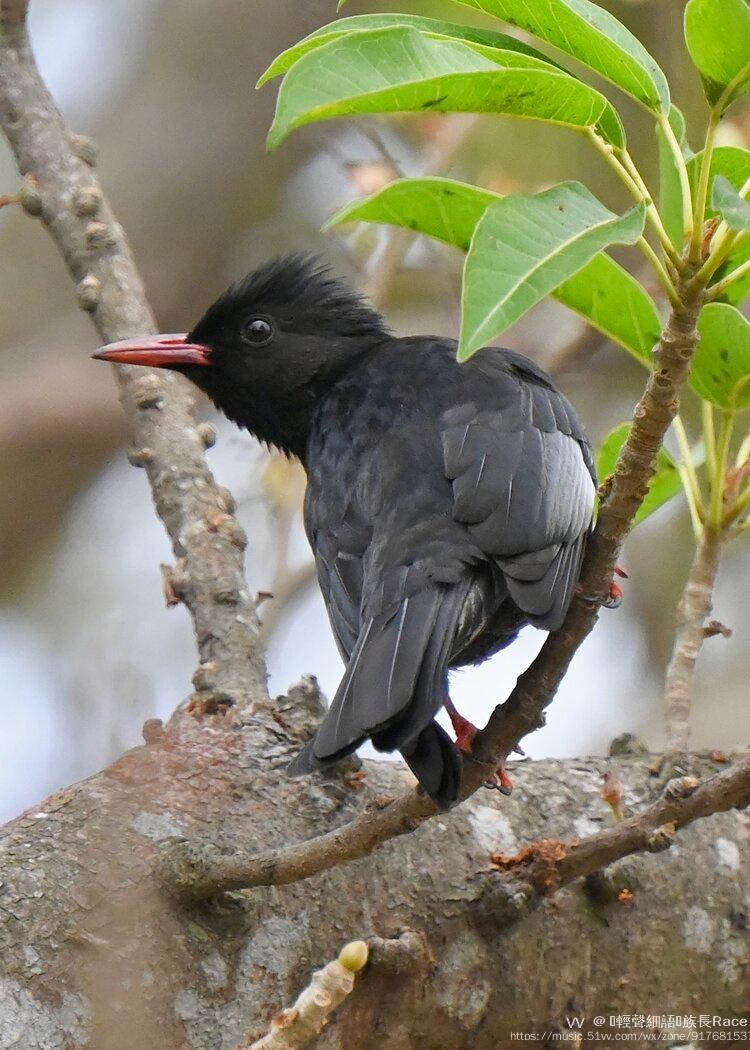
top-left (287, 581), bottom-right (470, 808)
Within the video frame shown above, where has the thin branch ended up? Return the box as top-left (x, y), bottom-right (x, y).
top-left (491, 756), bottom-right (750, 894)
top-left (0, 1), bottom-right (266, 703)
top-left (259, 562), bottom-right (318, 644)
top-left (546, 322), bottom-right (607, 376)
top-left (242, 941), bottom-right (369, 1050)
top-left (364, 114), bottom-right (478, 308)
top-left (663, 526), bottom-right (725, 751)
top-left (473, 266), bottom-right (707, 764)
top-left (163, 751), bottom-right (750, 904)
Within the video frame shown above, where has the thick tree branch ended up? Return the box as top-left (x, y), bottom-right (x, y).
top-left (162, 745), bottom-right (750, 902)
top-left (663, 525), bottom-right (725, 750)
top-left (491, 755), bottom-right (750, 896)
top-left (0, 0), bottom-right (265, 703)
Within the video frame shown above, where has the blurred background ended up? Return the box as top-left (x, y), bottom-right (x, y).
top-left (1, 0), bottom-right (748, 823)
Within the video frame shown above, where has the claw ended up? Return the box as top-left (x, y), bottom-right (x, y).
top-left (576, 575), bottom-right (625, 609)
top-left (484, 766), bottom-right (514, 795)
top-left (604, 581), bottom-right (623, 609)
top-left (445, 696), bottom-right (514, 796)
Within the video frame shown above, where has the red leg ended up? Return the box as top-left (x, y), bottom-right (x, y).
top-left (576, 564), bottom-right (627, 609)
top-left (445, 696), bottom-right (478, 753)
top-left (445, 697), bottom-right (513, 796)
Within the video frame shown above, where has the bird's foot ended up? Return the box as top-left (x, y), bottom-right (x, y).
top-left (445, 698), bottom-right (513, 796)
top-left (482, 765), bottom-right (515, 796)
top-left (577, 565), bottom-right (627, 609)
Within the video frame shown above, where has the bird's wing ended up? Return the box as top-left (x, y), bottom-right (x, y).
top-left (303, 484), bottom-right (368, 663)
top-left (441, 356), bottom-right (596, 630)
top-left (297, 430), bottom-right (476, 807)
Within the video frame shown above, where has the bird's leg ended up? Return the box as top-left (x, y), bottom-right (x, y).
top-left (444, 696), bottom-right (513, 796)
top-left (444, 696), bottom-right (477, 752)
top-left (577, 564), bottom-right (628, 609)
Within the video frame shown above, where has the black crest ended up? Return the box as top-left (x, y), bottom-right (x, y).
top-left (190, 254), bottom-right (390, 343)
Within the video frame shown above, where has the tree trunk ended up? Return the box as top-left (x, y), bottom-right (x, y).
top-left (1, 679), bottom-right (746, 1049)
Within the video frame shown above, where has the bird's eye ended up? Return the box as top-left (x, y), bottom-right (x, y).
top-left (242, 317), bottom-right (274, 346)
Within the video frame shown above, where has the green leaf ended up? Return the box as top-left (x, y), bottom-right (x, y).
top-left (658, 131), bottom-right (684, 249)
top-left (258, 13), bottom-right (551, 85)
top-left (596, 423), bottom-right (684, 525)
top-left (712, 238), bottom-right (750, 305)
top-left (452, 0), bottom-right (669, 113)
top-left (327, 177), bottom-right (495, 252)
top-left (260, 14), bottom-right (625, 147)
top-left (267, 27), bottom-right (610, 151)
top-left (459, 181), bottom-right (645, 359)
top-left (691, 302), bottom-right (750, 409)
top-left (712, 174), bottom-right (750, 232)
top-left (687, 145), bottom-right (750, 219)
top-left (330, 177), bottom-right (660, 363)
top-left (553, 254), bottom-right (660, 365)
top-left (684, 0), bottom-right (750, 110)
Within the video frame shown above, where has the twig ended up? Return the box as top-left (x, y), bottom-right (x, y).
top-left (159, 263), bottom-right (708, 900)
top-left (663, 526), bottom-right (725, 751)
top-left (258, 562), bottom-right (317, 644)
top-left (491, 755), bottom-right (750, 895)
top-left (0, 0), bottom-right (266, 703)
top-left (242, 941), bottom-right (368, 1050)
top-left (364, 114), bottom-right (478, 308)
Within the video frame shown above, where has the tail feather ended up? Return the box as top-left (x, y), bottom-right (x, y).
top-left (287, 581), bottom-right (470, 808)
top-left (372, 579), bottom-right (470, 752)
top-left (401, 722), bottom-right (462, 809)
top-left (310, 588), bottom-right (441, 762)
top-left (500, 533), bottom-right (585, 631)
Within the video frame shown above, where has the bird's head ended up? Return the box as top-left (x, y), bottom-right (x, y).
top-left (93, 255), bottom-right (389, 458)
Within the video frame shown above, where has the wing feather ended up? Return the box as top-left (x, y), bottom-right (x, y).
top-left (441, 367), bottom-right (595, 629)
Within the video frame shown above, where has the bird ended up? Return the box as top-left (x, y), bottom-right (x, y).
top-left (93, 255), bottom-right (597, 809)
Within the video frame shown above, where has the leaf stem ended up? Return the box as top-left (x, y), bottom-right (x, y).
top-left (690, 109), bottom-right (719, 262)
top-left (693, 228), bottom-right (744, 286)
top-left (618, 147), bottom-right (682, 267)
top-left (714, 59), bottom-right (750, 116)
top-left (706, 254), bottom-right (750, 300)
top-left (726, 480), bottom-right (750, 523)
top-left (658, 111), bottom-right (694, 244)
top-left (637, 236), bottom-right (680, 304)
top-left (736, 431), bottom-right (750, 468)
top-left (703, 401), bottom-right (717, 484)
top-left (672, 415), bottom-right (704, 535)
top-left (694, 180), bottom-right (750, 285)
top-left (710, 410), bottom-right (734, 527)
top-left (586, 129), bottom-right (680, 267)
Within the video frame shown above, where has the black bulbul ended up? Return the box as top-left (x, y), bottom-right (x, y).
top-left (94, 255), bottom-right (596, 808)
